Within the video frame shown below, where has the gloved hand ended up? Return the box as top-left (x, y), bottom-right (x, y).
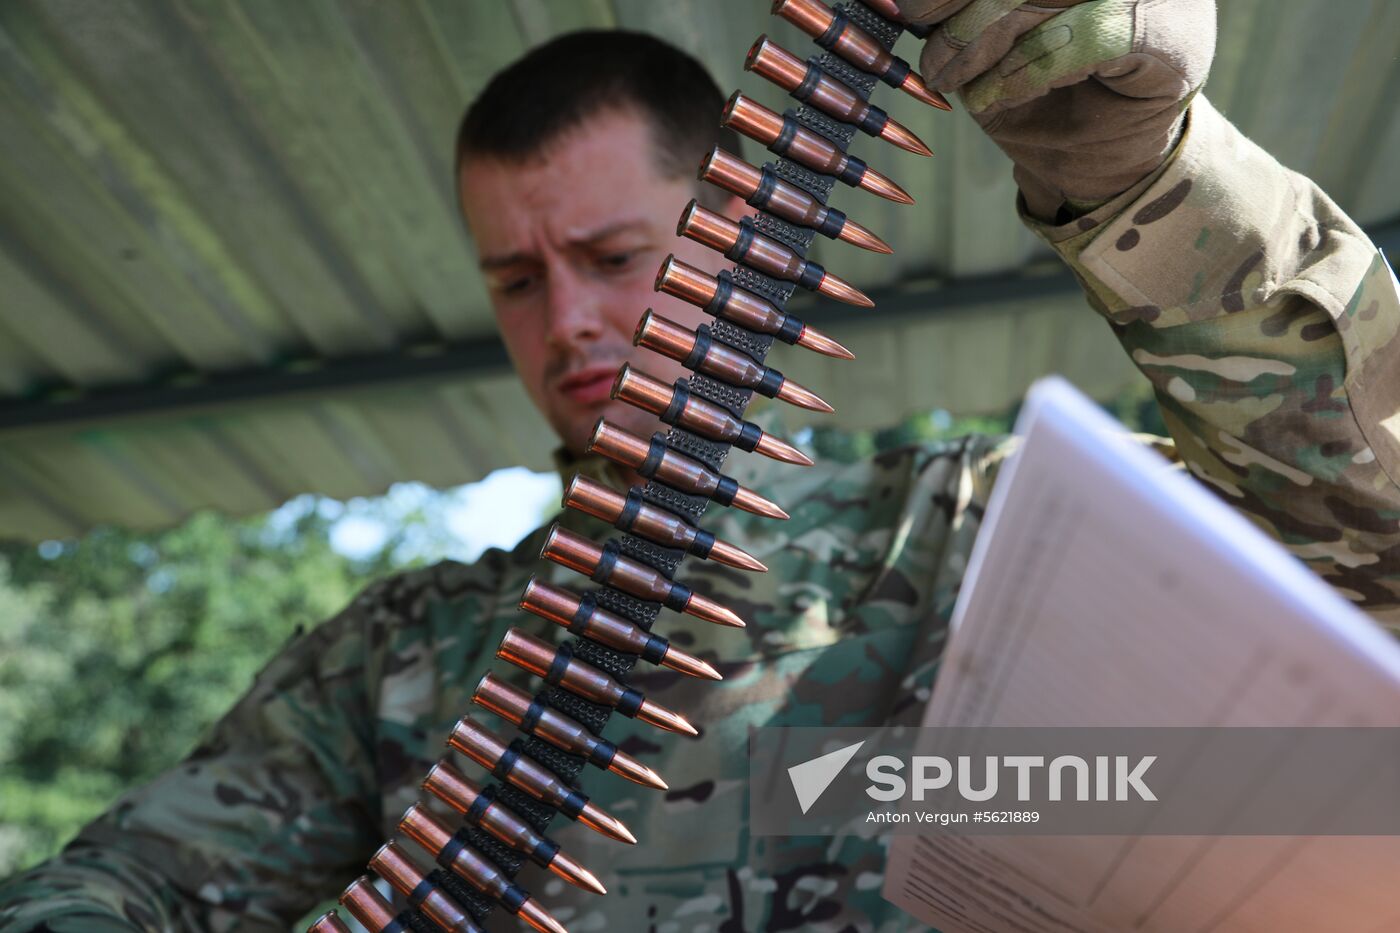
top-left (895, 0), bottom-right (1216, 221)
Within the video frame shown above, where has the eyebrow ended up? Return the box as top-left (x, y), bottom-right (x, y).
top-left (478, 219), bottom-right (653, 270)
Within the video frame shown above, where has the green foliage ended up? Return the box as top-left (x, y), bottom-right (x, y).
top-left (0, 390), bottom-right (1160, 885)
top-left (0, 500), bottom-right (408, 877)
top-left (811, 380), bottom-right (1162, 462)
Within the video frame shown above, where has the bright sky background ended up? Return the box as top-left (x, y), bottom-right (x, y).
top-left (316, 467), bottom-right (563, 563)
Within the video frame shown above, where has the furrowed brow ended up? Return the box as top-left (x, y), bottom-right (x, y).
top-left (479, 220), bottom-right (654, 270)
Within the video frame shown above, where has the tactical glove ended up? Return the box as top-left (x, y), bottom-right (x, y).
top-left (896, 0), bottom-right (1216, 220)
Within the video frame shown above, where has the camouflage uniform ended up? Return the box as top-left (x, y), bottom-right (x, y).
top-left (1, 98), bottom-right (1396, 932)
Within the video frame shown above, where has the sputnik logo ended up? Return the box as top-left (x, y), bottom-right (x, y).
top-left (787, 740), bottom-right (866, 814)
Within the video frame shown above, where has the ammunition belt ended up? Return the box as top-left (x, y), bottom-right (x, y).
top-left (311, 3), bottom-right (943, 931)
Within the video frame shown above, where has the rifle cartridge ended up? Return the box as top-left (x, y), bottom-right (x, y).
top-left (564, 472), bottom-right (770, 569)
top-left (306, 911), bottom-right (351, 933)
top-left (587, 419), bottom-right (789, 519)
top-left (656, 255), bottom-right (855, 359)
top-left (721, 91), bottom-right (914, 204)
top-left (698, 147), bottom-right (892, 253)
top-left (611, 365), bottom-right (813, 466)
top-left (421, 759), bottom-right (606, 894)
top-left (541, 524), bottom-right (748, 628)
top-left (367, 842), bottom-right (491, 933)
top-left (396, 806), bottom-right (570, 933)
top-left (520, 578), bottom-right (723, 681)
top-left (447, 716), bottom-right (636, 845)
top-left (338, 876), bottom-right (409, 933)
top-left (676, 200), bottom-right (873, 306)
top-left (771, 0), bottom-right (951, 109)
top-left (496, 628), bottom-right (699, 737)
top-left (473, 672), bottom-right (669, 789)
top-left (745, 36), bottom-right (932, 156)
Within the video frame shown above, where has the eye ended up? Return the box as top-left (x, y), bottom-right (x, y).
top-left (598, 251), bottom-right (636, 271)
top-left (497, 274), bottom-right (537, 297)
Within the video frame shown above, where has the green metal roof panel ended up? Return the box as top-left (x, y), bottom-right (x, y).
top-left (0, 0), bottom-right (1396, 541)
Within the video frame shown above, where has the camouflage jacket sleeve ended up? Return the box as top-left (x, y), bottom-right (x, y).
top-left (0, 578), bottom-right (398, 931)
top-left (1024, 95), bottom-right (1400, 628)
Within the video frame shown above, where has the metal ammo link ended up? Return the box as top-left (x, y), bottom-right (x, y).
top-left (332, 4), bottom-right (911, 927)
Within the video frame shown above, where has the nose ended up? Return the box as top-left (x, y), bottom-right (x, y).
top-left (543, 264), bottom-right (605, 352)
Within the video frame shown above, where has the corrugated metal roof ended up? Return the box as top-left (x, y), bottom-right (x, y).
top-left (1, 0), bottom-right (1397, 541)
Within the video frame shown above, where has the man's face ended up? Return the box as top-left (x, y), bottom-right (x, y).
top-left (459, 108), bottom-right (741, 457)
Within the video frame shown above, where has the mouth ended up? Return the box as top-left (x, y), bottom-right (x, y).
top-left (556, 365), bottom-right (621, 407)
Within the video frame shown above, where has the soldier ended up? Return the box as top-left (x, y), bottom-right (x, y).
top-left (2, 3), bottom-right (1397, 931)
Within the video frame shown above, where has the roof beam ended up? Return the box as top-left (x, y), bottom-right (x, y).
top-left (3, 221), bottom-right (1396, 436)
top-left (0, 337), bottom-right (513, 434)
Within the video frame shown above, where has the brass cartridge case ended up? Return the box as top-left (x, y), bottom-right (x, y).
top-left (721, 92), bottom-right (914, 203)
top-left (398, 805), bottom-right (512, 899)
top-left (447, 716), bottom-right (569, 808)
top-left (746, 36), bottom-right (867, 127)
top-left (677, 200), bottom-right (801, 281)
top-left (447, 716), bottom-right (636, 844)
top-left (612, 365), bottom-right (812, 465)
top-left (546, 524), bottom-right (750, 627)
top-left (397, 803), bottom-right (569, 933)
top-left (697, 148), bottom-right (892, 253)
top-left (771, 0), bottom-right (951, 109)
top-left (586, 419), bottom-right (790, 519)
top-left (655, 256), bottom-right (854, 359)
top-left (563, 472), bottom-right (768, 569)
top-left (474, 672), bottom-right (667, 789)
top-left (368, 842), bottom-right (482, 933)
top-left (423, 759), bottom-right (543, 856)
top-left (656, 253), bottom-right (787, 335)
top-left (497, 627), bottom-right (698, 736)
top-left (521, 577), bottom-right (652, 654)
top-left (338, 877), bottom-right (402, 933)
top-left (422, 758), bottom-right (606, 895)
top-left (745, 37), bottom-right (932, 157)
top-left (722, 91), bottom-right (845, 177)
top-left (519, 578), bottom-right (723, 681)
top-left (496, 626), bottom-right (627, 705)
top-left (307, 911), bottom-right (351, 933)
top-left (676, 202), bottom-right (872, 306)
top-left (634, 311), bottom-right (831, 416)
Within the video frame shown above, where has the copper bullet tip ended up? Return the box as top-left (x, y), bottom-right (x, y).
top-left (816, 270), bottom-right (875, 308)
top-left (753, 431), bottom-right (815, 467)
top-left (902, 71), bottom-right (953, 111)
top-left (549, 849), bottom-right (607, 896)
top-left (685, 591), bottom-right (748, 628)
top-left (610, 752), bottom-right (670, 790)
top-left (774, 377), bottom-right (835, 415)
top-left (859, 165), bottom-right (915, 205)
top-left (880, 118), bottom-right (934, 158)
top-left (661, 644), bottom-right (724, 681)
top-left (838, 216), bottom-right (894, 255)
top-left (579, 801), bottom-right (638, 845)
top-left (731, 485), bottom-right (790, 521)
top-left (795, 324), bottom-right (855, 361)
top-left (637, 698), bottom-right (700, 737)
top-left (707, 538), bottom-right (769, 573)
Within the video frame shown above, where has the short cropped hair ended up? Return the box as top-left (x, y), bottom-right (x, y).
top-left (456, 30), bottom-right (741, 194)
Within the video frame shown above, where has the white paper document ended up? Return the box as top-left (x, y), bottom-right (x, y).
top-left (882, 377), bottom-right (1400, 933)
